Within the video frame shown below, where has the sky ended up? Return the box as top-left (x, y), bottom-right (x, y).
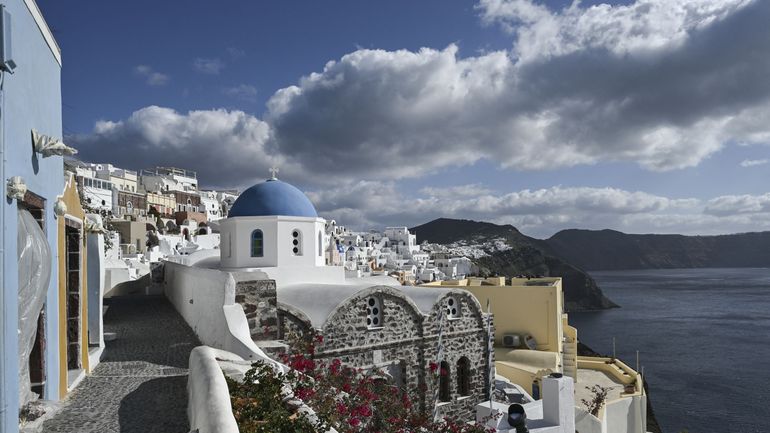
top-left (37, 0), bottom-right (770, 238)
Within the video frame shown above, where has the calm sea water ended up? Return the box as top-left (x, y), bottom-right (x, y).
top-left (569, 268), bottom-right (770, 433)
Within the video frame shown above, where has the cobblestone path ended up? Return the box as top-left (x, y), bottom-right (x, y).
top-left (43, 296), bottom-right (200, 433)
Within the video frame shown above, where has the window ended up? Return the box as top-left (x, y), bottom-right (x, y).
top-left (457, 357), bottom-right (471, 396)
top-left (291, 229), bottom-right (303, 255)
top-left (366, 296), bottom-right (382, 328)
top-left (251, 230), bottom-right (263, 257)
top-left (318, 231), bottom-right (323, 257)
top-left (445, 297), bottom-right (461, 319)
top-left (439, 361), bottom-right (451, 402)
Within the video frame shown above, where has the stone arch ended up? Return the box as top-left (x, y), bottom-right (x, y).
top-left (430, 290), bottom-right (486, 329)
top-left (323, 285), bottom-right (425, 333)
top-left (277, 302), bottom-right (314, 340)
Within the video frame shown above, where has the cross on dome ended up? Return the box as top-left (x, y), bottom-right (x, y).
top-left (269, 167), bottom-right (279, 180)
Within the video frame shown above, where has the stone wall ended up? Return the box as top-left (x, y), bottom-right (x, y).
top-left (421, 292), bottom-right (490, 420)
top-left (234, 280), bottom-right (278, 341)
top-left (276, 287), bottom-right (492, 420)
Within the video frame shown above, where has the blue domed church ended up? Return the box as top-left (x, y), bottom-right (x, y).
top-left (168, 174), bottom-right (491, 420)
top-left (219, 176), bottom-right (336, 284)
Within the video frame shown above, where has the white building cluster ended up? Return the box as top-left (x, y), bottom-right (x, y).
top-left (67, 160), bottom-right (236, 224)
top-left (326, 223), bottom-right (475, 284)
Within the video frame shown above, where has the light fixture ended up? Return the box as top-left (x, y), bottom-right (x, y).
top-left (507, 403), bottom-right (529, 433)
top-left (6, 176), bottom-right (26, 200)
top-left (54, 197), bottom-right (67, 217)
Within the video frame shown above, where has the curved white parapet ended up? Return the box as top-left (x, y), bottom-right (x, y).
top-left (188, 346), bottom-right (240, 433)
top-left (189, 345), bottom-right (337, 433)
top-left (163, 261), bottom-right (281, 369)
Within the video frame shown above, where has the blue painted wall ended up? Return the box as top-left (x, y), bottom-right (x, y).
top-left (1, 1), bottom-right (63, 432)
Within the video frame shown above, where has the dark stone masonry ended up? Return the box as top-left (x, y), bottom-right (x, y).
top-left (235, 279), bottom-right (279, 341)
top-left (43, 296), bottom-right (199, 433)
top-left (278, 287), bottom-right (492, 420)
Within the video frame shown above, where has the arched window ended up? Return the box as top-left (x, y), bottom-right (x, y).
top-left (251, 230), bottom-right (263, 257)
top-left (366, 296), bottom-right (383, 328)
top-left (457, 357), bottom-right (471, 396)
top-left (318, 231), bottom-right (323, 257)
top-left (439, 361), bottom-right (451, 402)
top-left (291, 229), bottom-right (303, 255)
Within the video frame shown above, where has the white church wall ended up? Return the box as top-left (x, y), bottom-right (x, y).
top-left (163, 261), bottom-right (274, 363)
top-left (220, 216), bottom-right (326, 269)
top-left (276, 219), bottom-right (326, 267)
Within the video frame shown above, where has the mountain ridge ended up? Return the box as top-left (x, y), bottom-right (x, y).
top-left (546, 228), bottom-right (770, 270)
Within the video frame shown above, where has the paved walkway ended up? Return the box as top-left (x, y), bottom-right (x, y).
top-left (44, 296), bottom-right (200, 433)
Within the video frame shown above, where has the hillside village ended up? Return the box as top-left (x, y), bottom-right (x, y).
top-left (2, 2), bottom-right (654, 433)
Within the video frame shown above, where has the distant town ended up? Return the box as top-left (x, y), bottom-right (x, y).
top-left (64, 158), bottom-right (491, 288)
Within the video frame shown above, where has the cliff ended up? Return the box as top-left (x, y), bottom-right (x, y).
top-left (410, 218), bottom-right (617, 311)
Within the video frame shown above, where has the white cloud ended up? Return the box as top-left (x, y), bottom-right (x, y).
top-left (133, 65), bottom-right (169, 86)
top-left (308, 182), bottom-right (770, 237)
top-left (223, 84), bottom-right (258, 102)
top-left (309, 182), bottom-right (708, 237)
top-left (704, 193), bottom-right (770, 216)
top-left (477, 0), bottom-right (753, 61)
top-left (193, 57), bottom-right (225, 75)
top-left (70, 106), bottom-right (288, 188)
top-left (96, 1), bottom-right (770, 184)
top-left (226, 47), bottom-right (246, 59)
top-left (740, 158), bottom-right (769, 167)
top-left (266, 0), bottom-right (770, 178)
top-left (418, 184), bottom-right (493, 199)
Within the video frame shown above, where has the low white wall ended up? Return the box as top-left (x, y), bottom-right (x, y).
top-left (605, 394), bottom-right (646, 433)
top-left (189, 345), bottom-right (337, 433)
top-left (163, 261), bottom-right (274, 363)
top-left (574, 394), bottom-right (646, 433)
top-left (575, 407), bottom-right (604, 433)
top-left (188, 346), bottom-right (240, 433)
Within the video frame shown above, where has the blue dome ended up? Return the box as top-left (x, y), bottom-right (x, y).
top-left (228, 179), bottom-right (318, 218)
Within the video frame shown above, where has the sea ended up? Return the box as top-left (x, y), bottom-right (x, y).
top-left (569, 268), bottom-right (770, 433)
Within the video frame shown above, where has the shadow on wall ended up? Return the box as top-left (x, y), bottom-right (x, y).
top-left (118, 376), bottom-right (189, 433)
top-left (105, 273), bottom-right (154, 298)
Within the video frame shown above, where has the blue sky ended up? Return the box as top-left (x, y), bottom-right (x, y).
top-left (38, 0), bottom-right (770, 237)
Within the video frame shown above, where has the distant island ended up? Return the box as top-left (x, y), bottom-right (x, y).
top-left (410, 218), bottom-right (618, 312)
top-left (546, 229), bottom-right (770, 271)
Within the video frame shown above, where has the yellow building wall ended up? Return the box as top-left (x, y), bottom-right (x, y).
top-left (436, 279), bottom-right (564, 353)
top-left (57, 175), bottom-right (90, 398)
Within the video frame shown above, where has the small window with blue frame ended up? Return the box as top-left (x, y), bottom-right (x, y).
top-left (251, 229), bottom-right (263, 257)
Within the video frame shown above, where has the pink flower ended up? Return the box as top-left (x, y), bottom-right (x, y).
top-left (336, 402), bottom-right (348, 414)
